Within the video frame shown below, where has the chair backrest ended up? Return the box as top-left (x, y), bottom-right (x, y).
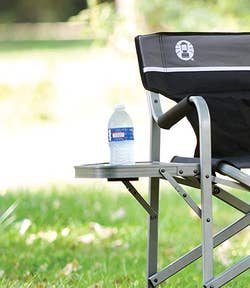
top-left (135, 33), bottom-right (250, 162)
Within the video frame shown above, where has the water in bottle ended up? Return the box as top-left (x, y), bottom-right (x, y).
top-left (108, 104), bottom-right (135, 165)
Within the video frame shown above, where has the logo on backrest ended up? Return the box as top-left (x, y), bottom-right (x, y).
top-left (175, 40), bottom-right (194, 61)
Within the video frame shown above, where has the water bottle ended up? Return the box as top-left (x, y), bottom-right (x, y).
top-left (108, 104), bottom-right (135, 165)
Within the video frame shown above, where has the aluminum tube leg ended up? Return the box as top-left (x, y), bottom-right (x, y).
top-left (147, 178), bottom-right (159, 288)
top-left (190, 96), bottom-right (213, 283)
top-left (147, 111), bottom-right (160, 288)
top-left (201, 173), bottom-right (213, 283)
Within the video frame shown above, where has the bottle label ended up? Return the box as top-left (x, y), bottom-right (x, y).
top-left (108, 127), bottom-right (134, 142)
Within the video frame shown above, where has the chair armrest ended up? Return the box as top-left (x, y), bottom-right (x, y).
top-left (157, 96), bottom-right (193, 129)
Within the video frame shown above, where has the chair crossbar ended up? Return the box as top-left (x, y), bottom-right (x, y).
top-left (160, 169), bottom-right (201, 218)
top-left (122, 180), bottom-right (157, 217)
top-left (174, 174), bottom-right (250, 214)
top-left (213, 186), bottom-right (250, 214)
top-left (174, 176), bottom-right (200, 188)
top-left (218, 163), bottom-right (250, 189)
top-left (176, 172), bottom-right (247, 192)
top-left (204, 255), bottom-right (250, 288)
top-left (212, 175), bottom-right (248, 191)
top-left (149, 213), bottom-right (249, 286)
top-left (174, 175), bottom-right (250, 214)
top-left (180, 173), bottom-right (249, 192)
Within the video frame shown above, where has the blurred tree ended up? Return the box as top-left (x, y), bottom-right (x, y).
top-left (0, 0), bottom-right (88, 23)
top-left (137, 0), bottom-right (250, 32)
top-left (69, 0), bottom-right (116, 40)
top-left (2, 0), bottom-right (250, 30)
top-left (109, 0), bottom-right (137, 54)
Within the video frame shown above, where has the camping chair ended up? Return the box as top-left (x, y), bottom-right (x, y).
top-left (75, 32), bottom-right (250, 287)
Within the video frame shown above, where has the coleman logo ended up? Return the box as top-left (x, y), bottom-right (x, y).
top-left (175, 40), bottom-right (194, 61)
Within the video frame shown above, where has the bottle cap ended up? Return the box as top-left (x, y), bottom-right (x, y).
top-left (115, 104), bottom-right (125, 110)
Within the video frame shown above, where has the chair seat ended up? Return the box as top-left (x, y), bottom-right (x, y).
top-left (171, 156), bottom-right (250, 169)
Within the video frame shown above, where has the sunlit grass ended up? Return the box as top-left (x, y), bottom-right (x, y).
top-left (0, 184), bottom-right (249, 287)
top-left (0, 40), bottom-right (95, 54)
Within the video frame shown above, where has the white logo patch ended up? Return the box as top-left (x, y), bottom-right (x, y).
top-left (175, 40), bottom-right (194, 61)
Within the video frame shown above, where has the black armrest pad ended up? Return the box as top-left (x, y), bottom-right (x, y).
top-left (157, 97), bottom-right (193, 129)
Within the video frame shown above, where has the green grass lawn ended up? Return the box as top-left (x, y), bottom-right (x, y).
top-left (0, 184), bottom-right (249, 287)
top-left (0, 40), bottom-right (95, 54)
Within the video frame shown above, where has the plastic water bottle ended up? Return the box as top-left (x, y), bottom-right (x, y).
top-left (108, 104), bottom-right (135, 165)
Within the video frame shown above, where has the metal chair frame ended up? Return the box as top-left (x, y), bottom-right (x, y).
top-left (145, 91), bottom-right (250, 287)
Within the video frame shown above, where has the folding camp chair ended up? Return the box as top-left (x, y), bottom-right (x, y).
top-left (75, 32), bottom-right (250, 287)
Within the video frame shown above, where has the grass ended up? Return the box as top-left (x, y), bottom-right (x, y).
top-left (0, 40), bottom-right (95, 54)
top-left (0, 183), bottom-right (249, 287)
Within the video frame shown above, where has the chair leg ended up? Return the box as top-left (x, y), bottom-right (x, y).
top-left (147, 102), bottom-right (161, 287)
top-left (190, 96), bottom-right (214, 284)
top-left (201, 173), bottom-right (214, 284)
top-left (147, 177), bottom-right (159, 288)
